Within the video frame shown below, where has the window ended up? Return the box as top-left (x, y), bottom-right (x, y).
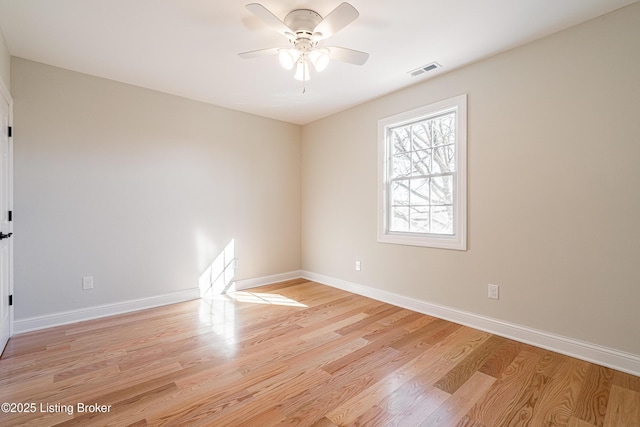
top-left (378, 94), bottom-right (467, 250)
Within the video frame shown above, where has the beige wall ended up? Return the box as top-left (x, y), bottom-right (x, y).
top-left (301, 3), bottom-right (640, 355)
top-left (0, 28), bottom-right (9, 90)
top-left (12, 58), bottom-right (301, 319)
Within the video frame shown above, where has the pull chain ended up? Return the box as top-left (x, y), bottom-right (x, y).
top-left (302, 65), bottom-right (307, 94)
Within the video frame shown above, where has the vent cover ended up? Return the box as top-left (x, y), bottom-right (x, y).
top-left (408, 62), bottom-right (441, 77)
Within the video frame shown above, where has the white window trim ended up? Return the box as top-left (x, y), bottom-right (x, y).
top-left (377, 94), bottom-right (467, 250)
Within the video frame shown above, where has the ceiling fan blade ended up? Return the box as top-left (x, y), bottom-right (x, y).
top-left (246, 3), bottom-right (293, 37)
top-left (238, 47), bottom-right (281, 59)
top-left (313, 3), bottom-right (359, 40)
top-left (327, 47), bottom-right (369, 65)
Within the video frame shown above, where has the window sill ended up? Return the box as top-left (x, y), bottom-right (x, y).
top-left (377, 232), bottom-right (466, 251)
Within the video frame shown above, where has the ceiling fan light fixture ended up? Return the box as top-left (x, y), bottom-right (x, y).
top-left (310, 49), bottom-right (330, 72)
top-left (278, 49), bottom-right (298, 70)
top-left (294, 59), bottom-right (310, 81)
top-left (240, 3), bottom-right (368, 86)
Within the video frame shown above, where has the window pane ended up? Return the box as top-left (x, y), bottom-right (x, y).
top-left (390, 207), bottom-right (409, 232)
top-left (410, 178), bottom-right (429, 205)
top-left (431, 175), bottom-right (454, 205)
top-left (391, 153), bottom-right (411, 178)
top-left (413, 124), bottom-right (430, 150)
top-left (412, 150), bottom-right (431, 176)
top-left (391, 180), bottom-right (410, 205)
top-left (391, 127), bottom-right (411, 154)
top-left (410, 206), bottom-right (429, 233)
top-left (431, 205), bottom-right (453, 235)
top-left (432, 145), bottom-right (455, 174)
top-left (432, 113), bottom-right (455, 146)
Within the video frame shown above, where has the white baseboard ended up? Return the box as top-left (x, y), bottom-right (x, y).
top-left (233, 270), bottom-right (303, 291)
top-left (301, 270), bottom-right (640, 377)
top-left (14, 288), bottom-right (200, 334)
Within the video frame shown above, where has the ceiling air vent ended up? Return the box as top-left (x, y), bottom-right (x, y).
top-left (408, 62), bottom-right (441, 77)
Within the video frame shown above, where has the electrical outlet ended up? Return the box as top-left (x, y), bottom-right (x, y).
top-left (82, 276), bottom-right (94, 290)
top-left (355, 261), bottom-right (361, 271)
top-left (488, 284), bottom-right (499, 300)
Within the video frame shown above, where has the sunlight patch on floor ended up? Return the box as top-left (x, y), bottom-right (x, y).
top-left (227, 291), bottom-right (307, 307)
top-left (197, 289), bottom-right (306, 349)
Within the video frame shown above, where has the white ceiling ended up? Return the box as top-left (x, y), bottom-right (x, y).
top-left (0, 0), bottom-right (636, 125)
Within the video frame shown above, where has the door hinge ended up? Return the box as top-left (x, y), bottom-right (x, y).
top-left (7, 126), bottom-right (11, 138)
top-left (7, 211), bottom-right (11, 222)
top-left (8, 295), bottom-right (12, 306)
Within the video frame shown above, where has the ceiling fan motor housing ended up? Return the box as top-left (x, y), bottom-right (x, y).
top-left (284, 9), bottom-right (323, 41)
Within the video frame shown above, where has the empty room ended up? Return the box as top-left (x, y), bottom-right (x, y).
top-left (0, 0), bottom-right (639, 425)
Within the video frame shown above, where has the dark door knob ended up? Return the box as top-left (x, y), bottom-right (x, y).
top-left (0, 232), bottom-right (12, 240)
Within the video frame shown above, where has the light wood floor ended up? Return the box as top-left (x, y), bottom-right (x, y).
top-left (1, 279), bottom-right (639, 426)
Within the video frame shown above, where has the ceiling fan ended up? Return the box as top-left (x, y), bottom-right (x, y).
top-left (239, 2), bottom-right (369, 82)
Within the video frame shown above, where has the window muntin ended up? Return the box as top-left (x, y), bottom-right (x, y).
top-left (378, 95), bottom-right (466, 250)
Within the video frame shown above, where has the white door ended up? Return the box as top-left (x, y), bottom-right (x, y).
top-left (0, 84), bottom-right (12, 355)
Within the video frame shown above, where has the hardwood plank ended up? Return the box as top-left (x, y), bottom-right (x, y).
top-left (419, 371), bottom-right (496, 426)
top-left (434, 335), bottom-right (506, 394)
top-left (320, 328), bottom-right (406, 376)
top-left (467, 350), bottom-right (541, 426)
top-left (376, 381), bottom-right (450, 425)
top-left (500, 351), bottom-right (565, 426)
top-left (290, 296), bottom-right (380, 329)
top-left (602, 385), bottom-right (640, 427)
top-left (274, 332), bottom-right (369, 373)
top-left (242, 407), bottom-right (287, 426)
top-left (346, 404), bottom-right (392, 427)
top-left (376, 307), bottom-right (424, 329)
top-left (573, 364), bottom-right (614, 426)
top-left (478, 340), bottom-right (523, 378)
top-left (354, 310), bottom-right (426, 344)
top-left (298, 312), bottom-right (369, 341)
top-left (443, 330), bottom-right (492, 363)
top-left (612, 370), bottom-right (640, 393)
top-left (309, 417), bottom-right (339, 427)
top-left (389, 318), bottom-right (460, 350)
top-left (529, 357), bottom-right (589, 426)
top-left (456, 415), bottom-right (488, 427)
top-left (334, 305), bottom-right (405, 335)
top-left (294, 298), bottom-right (382, 331)
top-left (568, 417), bottom-right (598, 427)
